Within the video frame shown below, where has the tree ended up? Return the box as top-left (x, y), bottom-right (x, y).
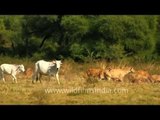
top-left (0, 15), bottom-right (159, 62)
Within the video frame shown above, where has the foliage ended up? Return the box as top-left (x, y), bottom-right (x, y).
top-left (0, 15), bottom-right (159, 62)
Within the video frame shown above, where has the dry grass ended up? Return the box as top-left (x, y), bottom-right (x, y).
top-left (0, 59), bottom-right (160, 104)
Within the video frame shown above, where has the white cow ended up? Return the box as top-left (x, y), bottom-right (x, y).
top-left (0, 64), bottom-right (25, 83)
top-left (32, 60), bottom-right (62, 84)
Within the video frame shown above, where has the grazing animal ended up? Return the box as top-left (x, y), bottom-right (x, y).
top-left (86, 68), bottom-right (106, 80)
top-left (151, 74), bottom-right (160, 83)
top-left (32, 60), bottom-right (62, 84)
top-left (135, 70), bottom-right (153, 83)
top-left (24, 67), bottom-right (33, 79)
top-left (124, 70), bottom-right (153, 83)
top-left (0, 64), bottom-right (25, 83)
top-left (105, 67), bottom-right (135, 82)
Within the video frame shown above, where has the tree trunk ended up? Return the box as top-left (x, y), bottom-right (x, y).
top-left (25, 38), bottom-right (29, 56)
top-left (39, 35), bottom-right (48, 48)
top-left (11, 40), bottom-right (15, 51)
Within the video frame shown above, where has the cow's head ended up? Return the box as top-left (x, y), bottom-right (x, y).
top-left (52, 60), bottom-right (62, 70)
top-left (18, 64), bottom-right (25, 72)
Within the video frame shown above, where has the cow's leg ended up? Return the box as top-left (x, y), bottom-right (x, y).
top-left (36, 73), bottom-right (39, 81)
top-left (39, 74), bottom-right (42, 83)
top-left (11, 74), bottom-right (17, 83)
top-left (2, 78), bottom-right (5, 83)
top-left (14, 78), bottom-right (18, 83)
top-left (49, 72), bottom-right (53, 82)
top-left (1, 71), bottom-right (6, 83)
top-left (32, 73), bottom-right (36, 84)
top-left (32, 71), bottom-right (39, 84)
top-left (1, 72), bottom-right (6, 83)
top-left (33, 63), bottom-right (40, 84)
top-left (56, 73), bottom-right (60, 85)
top-left (35, 73), bottom-right (42, 83)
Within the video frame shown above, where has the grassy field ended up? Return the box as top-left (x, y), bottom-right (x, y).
top-left (0, 58), bottom-right (160, 104)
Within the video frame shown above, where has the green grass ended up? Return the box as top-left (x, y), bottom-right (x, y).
top-left (0, 57), bottom-right (160, 104)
